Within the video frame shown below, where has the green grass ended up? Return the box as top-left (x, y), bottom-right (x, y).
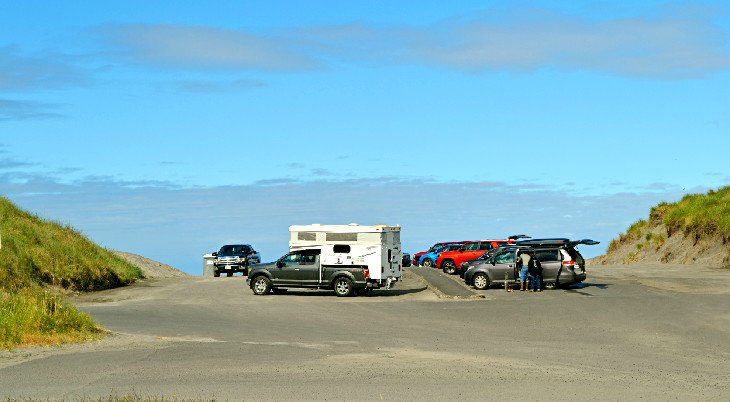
top-left (608, 186), bottom-right (730, 262)
top-left (0, 196), bottom-right (143, 349)
top-left (0, 287), bottom-right (101, 349)
top-left (657, 187), bottom-right (730, 240)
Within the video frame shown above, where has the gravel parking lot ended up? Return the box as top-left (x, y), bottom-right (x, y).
top-left (1, 265), bottom-right (729, 401)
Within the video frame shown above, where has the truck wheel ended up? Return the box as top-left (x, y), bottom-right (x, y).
top-left (227, 272), bottom-right (233, 277)
top-left (442, 260), bottom-right (457, 275)
top-left (422, 258), bottom-right (433, 268)
top-left (213, 270), bottom-right (220, 277)
top-left (333, 277), bottom-right (354, 297)
top-left (252, 276), bottom-right (271, 295)
top-left (473, 273), bottom-right (490, 290)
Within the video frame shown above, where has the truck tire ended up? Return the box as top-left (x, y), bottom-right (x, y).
top-left (442, 260), bottom-right (457, 275)
top-left (473, 273), bottom-right (490, 290)
top-left (422, 258), bottom-right (433, 268)
top-left (227, 272), bottom-right (233, 277)
top-left (252, 276), bottom-right (271, 295)
top-left (213, 270), bottom-right (220, 278)
top-left (333, 277), bottom-right (354, 297)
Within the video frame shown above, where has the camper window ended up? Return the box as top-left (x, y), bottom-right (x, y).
top-left (297, 232), bottom-right (317, 241)
top-left (333, 244), bottom-right (351, 253)
top-left (326, 233), bottom-right (358, 242)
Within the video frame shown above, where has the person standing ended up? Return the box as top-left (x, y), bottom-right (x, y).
top-left (529, 257), bottom-right (543, 292)
top-left (518, 253), bottom-right (530, 291)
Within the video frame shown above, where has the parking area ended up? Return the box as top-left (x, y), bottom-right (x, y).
top-left (1, 265), bottom-right (729, 401)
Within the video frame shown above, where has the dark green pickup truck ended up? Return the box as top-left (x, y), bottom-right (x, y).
top-left (246, 248), bottom-right (371, 297)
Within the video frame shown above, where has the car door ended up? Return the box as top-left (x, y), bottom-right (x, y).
top-left (535, 249), bottom-right (561, 283)
top-left (273, 251), bottom-right (304, 286)
top-left (298, 252), bottom-right (321, 286)
top-left (489, 250), bottom-right (517, 283)
top-left (459, 242), bottom-right (482, 263)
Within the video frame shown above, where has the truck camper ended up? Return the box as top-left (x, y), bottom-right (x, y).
top-left (247, 224), bottom-right (403, 296)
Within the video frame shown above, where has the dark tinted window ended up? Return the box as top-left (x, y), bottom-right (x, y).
top-left (478, 242), bottom-right (492, 250)
top-left (220, 245), bottom-right (246, 254)
top-left (333, 244), bottom-right (351, 253)
top-left (535, 249), bottom-right (560, 262)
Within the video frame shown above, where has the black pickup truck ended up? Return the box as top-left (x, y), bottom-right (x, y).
top-left (246, 248), bottom-right (370, 297)
top-left (213, 244), bottom-right (261, 277)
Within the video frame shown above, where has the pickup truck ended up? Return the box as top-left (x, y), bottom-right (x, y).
top-left (246, 248), bottom-right (371, 297)
top-left (213, 244), bottom-right (260, 277)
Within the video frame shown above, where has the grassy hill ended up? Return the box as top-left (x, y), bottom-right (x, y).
top-left (596, 186), bottom-right (730, 267)
top-left (0, 196), bottom-right (143, 349)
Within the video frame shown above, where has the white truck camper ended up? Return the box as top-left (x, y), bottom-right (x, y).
top-left (289, 224), bottom-right (403, 289)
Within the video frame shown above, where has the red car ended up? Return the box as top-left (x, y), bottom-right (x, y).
top-left (412, 241), bottom-right (469, 267)
top-left (437, 240), bottom-right (514, 275)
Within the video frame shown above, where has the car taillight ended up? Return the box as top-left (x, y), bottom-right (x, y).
top-left (363, 268), bottom-right (370, 279)
top-left (562, 260), bottom-right (575, 266)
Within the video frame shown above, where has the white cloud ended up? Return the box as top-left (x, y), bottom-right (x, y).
top-left (98, 24), bottom-right (320, 72)
top-left (299, 7), bottom-right (730, 79)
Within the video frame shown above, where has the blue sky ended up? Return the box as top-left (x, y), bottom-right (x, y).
top-left (1, 1), bottom-right (729, 274)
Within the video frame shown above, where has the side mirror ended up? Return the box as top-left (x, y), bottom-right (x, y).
top-left (276, 261), bottom-right (284, 268)
top-left (251, 250), bottom-right (257, 255)
top-left (212, 252), bottom-right (218, 257)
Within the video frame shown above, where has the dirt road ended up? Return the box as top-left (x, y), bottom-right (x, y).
top-left (1, 266), bottom-right (729, 401)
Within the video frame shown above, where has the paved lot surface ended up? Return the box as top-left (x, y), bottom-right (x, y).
top-left (1, 265), bottom-right (729, 401)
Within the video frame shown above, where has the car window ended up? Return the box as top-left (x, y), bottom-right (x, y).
top-left (300, 254), bottom-right (316, 265)
top-left (282, 253), bottom-right (303, 264)
top-left (495, 251), bottom-right (515, 264)
top-left (463, 243), bottom-right (479, 251)
top-left (535, 250), bottom-right (560, 262)
top-left (478, 242), bottom-right (492, 250)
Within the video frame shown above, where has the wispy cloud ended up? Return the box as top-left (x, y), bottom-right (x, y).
top-left (174, 78), bottom-right (266, 93)
top-left (91, 6), bottom-right (730, 80)
top-left (97, 24), bottom-right (320, 72)
top-left (298, 6), bottom-right (730, 79)
top-left (0, 98), bottom-right (64, 121)
top-left (0, 46), bottom-right (88, 91)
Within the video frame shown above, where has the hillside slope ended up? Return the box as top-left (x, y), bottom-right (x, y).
top-left (595, 187), bottom-right (730, 267)
top-left (113, 251), bottom-right (188, 278)
top-left (0, 196), bottom-right (144, 348)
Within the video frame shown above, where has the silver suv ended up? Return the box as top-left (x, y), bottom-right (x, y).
top-left (463, 239), bottom-right (599, 290)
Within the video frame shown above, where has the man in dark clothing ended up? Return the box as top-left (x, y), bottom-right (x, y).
top-left (528, 258), bottom-right (543, 292)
